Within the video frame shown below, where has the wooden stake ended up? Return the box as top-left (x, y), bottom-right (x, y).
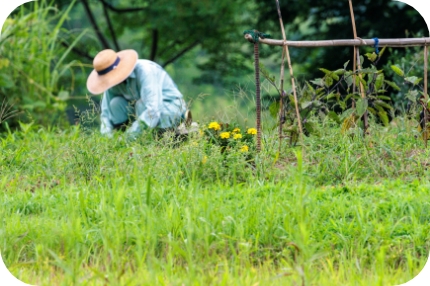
top-left (275, 0), bottom-right (303, 143)
top-left (348, 0), bottom-right (368, 134)
top-left (349, 0), bottom-right (357, 109)
top-left (275, 0), bottom-right (286, 151)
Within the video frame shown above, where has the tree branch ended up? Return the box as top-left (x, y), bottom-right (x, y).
top-left (162, 41), bottom-right (200, 67)
top-left (158, 40), bottom-right (181, 58)
top-left (98, 0), bottom-right (147, 13)
top-left (81, 0), bottom-right (110, 49)
top-left (149, 29), bottom-right (158, 61)
top-left (102, 1), bottom-right (121, 51)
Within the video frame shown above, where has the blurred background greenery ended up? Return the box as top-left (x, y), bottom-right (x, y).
top-left (0, 0), bottom-right (428, 131)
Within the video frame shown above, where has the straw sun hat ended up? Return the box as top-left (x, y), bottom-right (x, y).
top-left (87, 49), bottom-right (138, 95)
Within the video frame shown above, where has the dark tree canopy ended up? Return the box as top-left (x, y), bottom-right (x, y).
top-left (49, 0), bottom-right (256, 85)
top-left (16, 0), bottom-right (430, 83)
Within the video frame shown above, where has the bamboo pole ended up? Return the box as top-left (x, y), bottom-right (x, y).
top-left (348, 0), bottom-right (368, 133)
top-left (276, 1), bottom-right (287, 150)
top-left (350, 1), bottom-right (357, 110)
top-left (243, 35), bottom-right (430, 48)
top-left (275, 0), bottom-right (303, 147)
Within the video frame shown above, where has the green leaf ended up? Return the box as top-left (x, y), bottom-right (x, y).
top-left (268, 101), bottom-right (280, 119)
top-left (374, 100), bottom-right (393, 110)
top-left (343, 60), bottom-right (350, 69)
top-left (375, 73), bottom-right (384, 91)
top-left (377, 95), bottom-right (392, 101)
top-left (355, 76), bottom-right (367, 89)
top-left (406, 90), bottom-right (419, 101)
top-left (344, 94), bottom-right (354, 102)
top-left (310, 78), bottom-right (325, 87)
top-left (305, 81), bottom-right (315, 93)
top-left (324, 76), bottom-right (333, 87)
top-left (319, 68), bottom-right (339, 81)
top-left (301, 101), bottom-right (313, 109)
top-left (378, 110), bottom-right (389, 126)
top-left (327, 111), bottom-right (341, 124)
top-left (333, 69), bottom-right (345, 76)
top-left (390, 65), bottom-right (404, 77)
top-left (405, 76), bottom-right (422, 85)
top-left (364, 52), bottom-right (378, 62)
top-left (384, 80), bottom-right (401, 91)
top-left (356, 98), bottom-right (368, 117)
top-left (326, 92), bottom-right (336, 100)
top-left (344, 73), bottom-right (353, 87)
top-left (367, 107), bottom-right (377, 115)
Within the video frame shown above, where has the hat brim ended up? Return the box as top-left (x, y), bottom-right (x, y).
top-left (86, 49), bottom-right (138, 95)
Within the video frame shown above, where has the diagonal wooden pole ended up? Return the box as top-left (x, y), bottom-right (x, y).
top-left (348, 0), bottom-right (369, 134)
top-left (275, 0), bottom-right (287, 150)
top-left (275, 0), bottom-right (303, 143)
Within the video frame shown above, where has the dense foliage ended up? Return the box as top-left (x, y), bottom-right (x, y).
top-left (0, 0), bottom-right (86, 131)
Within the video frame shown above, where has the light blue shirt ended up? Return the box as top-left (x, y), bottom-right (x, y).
top-left (100, 59), bottom-right (187, 136)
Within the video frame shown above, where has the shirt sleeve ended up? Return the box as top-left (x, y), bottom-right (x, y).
top-left (132, 63), bottom-right (163, 130)
top-left (100, 91), bottom-right (114, 136)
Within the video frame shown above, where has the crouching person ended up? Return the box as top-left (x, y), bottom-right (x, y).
top-left (86, 49), bottom-right (193, 140)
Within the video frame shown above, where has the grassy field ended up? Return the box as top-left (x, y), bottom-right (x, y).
top-left (1, 114), bottom-right (430, 285)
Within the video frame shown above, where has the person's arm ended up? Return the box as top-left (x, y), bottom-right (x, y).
top-left (126, 63), bottom-right (163, 135)
top-left (100, 91), bottom-right (114, 137)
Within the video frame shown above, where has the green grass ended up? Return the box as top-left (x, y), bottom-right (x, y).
top-left (1, 115), bottom-right (430, 285)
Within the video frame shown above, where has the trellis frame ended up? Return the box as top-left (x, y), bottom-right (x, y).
top-left (244, 5), bottom-right (430, 150)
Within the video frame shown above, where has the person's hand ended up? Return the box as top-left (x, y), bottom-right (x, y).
top-left (127, 121), bottom-right (141, 134)
top-left (101, 130), bottom-right (114, 138)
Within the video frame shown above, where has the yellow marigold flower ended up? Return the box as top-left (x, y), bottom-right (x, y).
top-left (247, 128), bottom-right (257, 135)
top-left (233, 133), bottom-right (242, 140)
top-left (220, 132), bottom-right (230, 139)
top-left (240, 145), bottom-right (249, 152)
top-left (232, 128), bottom-right (240, 133)
top-left (208, 122), bottom-right (221, 131)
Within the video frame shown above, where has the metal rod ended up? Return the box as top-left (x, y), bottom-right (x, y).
top-left (424, 45), bottom-right (429, 147)
top-left (254, 42), bottom-right (262, 152)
